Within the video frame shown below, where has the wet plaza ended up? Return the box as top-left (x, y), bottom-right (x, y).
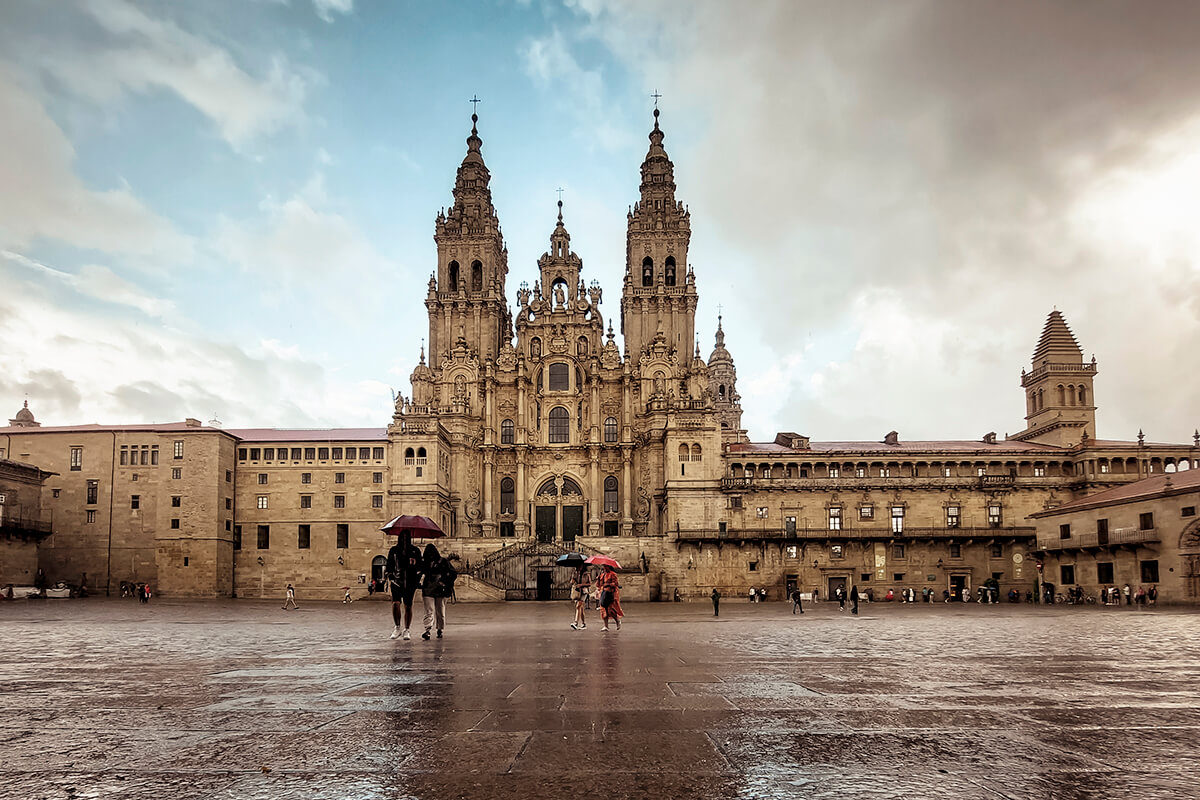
top-left (2, 598), bottom-right (1199, 799)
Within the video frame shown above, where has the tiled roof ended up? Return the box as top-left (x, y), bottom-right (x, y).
top-left (1033, 468), bottom-right (1200, 517)
top-left (225, 428), bottom-right (388, 442)
top-left (728, 440), bottom-right (1065, 456)
top-left (0, 422), bottom-right (229, 435)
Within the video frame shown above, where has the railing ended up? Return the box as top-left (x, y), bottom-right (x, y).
top-left (0, 518), bottom-right (53, 537)
top-left (1021, 362), bottom-right (1098, 386)
top-left (980, 475), bottom-right (1015, 488)
top-left (1037, 528), bottom-right (1159, 551)
top-left (676, 526), bottom-right (1035, 542)
top-left (720, 475), bottom-right (1035, 490)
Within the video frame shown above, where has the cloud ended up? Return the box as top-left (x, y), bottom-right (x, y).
top-left (312, 0), bottom-right (353, 23)
top-left (0, 69), bottom-right (193, 263)
top-left (34, 0), bottom-right (310, 149)
top-left (2, 250), bottom-right (175, 318)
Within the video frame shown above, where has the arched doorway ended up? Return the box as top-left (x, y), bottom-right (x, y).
top-left (534, 477), bottom-right (585, 544)
top-left (371, 555), bottom-right (387, 586)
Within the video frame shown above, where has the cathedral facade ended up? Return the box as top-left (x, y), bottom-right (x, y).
top-left (3, 111), bottom-right (1197, 602)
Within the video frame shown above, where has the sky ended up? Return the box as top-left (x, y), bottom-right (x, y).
top-left (2, 0), bottom-right (1199, 444)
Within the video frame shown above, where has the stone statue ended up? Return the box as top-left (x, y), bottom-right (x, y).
top-left (554, 282), bottom-right (565, 308)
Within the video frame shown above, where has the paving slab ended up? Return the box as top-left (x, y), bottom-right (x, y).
top-left (1, 598), bottom-right (1198, 798)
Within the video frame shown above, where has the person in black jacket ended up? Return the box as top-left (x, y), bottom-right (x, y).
top-left (420, 544), bottom-right (457, 640)
top-left (386, 534), bottom-right (423, 640)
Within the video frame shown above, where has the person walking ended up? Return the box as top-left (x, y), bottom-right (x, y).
top-left (282, 583), bottom-right (298, 609)
top-left (791, 588), bottom-right (804, 615)
top-left (420, 544), bottom-right (457, 640)
top-left (597, 564), bottom-right (623, 632)
top-left (1148, 585), bottom-right (1158, 606)
top-left (570, 565), bottom-right (590, 630)
top-left (749, 587), bottom-right (757, 604)
top-left (850, 584), bottom-right (860, 615)
top-left (711, 587), bottom-right (721, 617)
top-left (837, 585), bottom-right (846, 612)
top-left (343, 586), bottom-right (353, 604)
top-left (386, 533), bottom-right (424, 640)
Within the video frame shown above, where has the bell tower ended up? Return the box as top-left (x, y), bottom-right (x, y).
top-left (1012, 309), bottom-right (1098, 447)
top-left (427, 112), bottom-right (512, 364)
top-left (620, 108), bottom-right (698, 367)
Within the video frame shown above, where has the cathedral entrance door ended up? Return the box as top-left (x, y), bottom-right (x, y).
top-left (562, 506), bottom-right (583, 543)
top-left (536, 506), bottom-right (556, 543)
top-left (536, 570), bottom-right (553, 601)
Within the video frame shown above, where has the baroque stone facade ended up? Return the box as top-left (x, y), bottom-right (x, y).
top-left (3, 111), bottom-right (1198, 602)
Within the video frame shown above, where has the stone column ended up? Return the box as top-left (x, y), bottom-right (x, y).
top-left (482, 449), bottom-right (494, 532)
top-left (516, 448), bottom-right (528, 537)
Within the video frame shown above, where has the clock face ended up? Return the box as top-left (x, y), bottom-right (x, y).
top-left (1012, 553), bottom-right (1024, 564)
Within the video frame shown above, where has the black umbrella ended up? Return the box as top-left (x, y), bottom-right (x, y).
top-left (556, 553), bottom-right (588, 567)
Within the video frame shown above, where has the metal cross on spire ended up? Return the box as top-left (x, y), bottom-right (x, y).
top-left (556, 187), bottom-right (564, 202)
top-left (470, 94), bottom-right (481, 114)
top-left (651, 90), bottom-right (662, 109)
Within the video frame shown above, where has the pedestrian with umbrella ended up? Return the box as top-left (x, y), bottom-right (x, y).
top-left (419, 543), bottom-right (457, 640)
top-left (557, 553), bottom-right (590, 630)
top-left (589, 556), bottom-right (623, 632)
top-left (381, 515), bottom-right (442, 641)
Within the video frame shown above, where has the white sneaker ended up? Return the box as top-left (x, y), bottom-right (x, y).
top-left (401, 629), bottom-right (411, 640)
top-left (390, 626), bottom-right (401, 639)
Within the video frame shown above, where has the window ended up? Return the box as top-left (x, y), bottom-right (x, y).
top-left (335, 472), bottom-right (345, 484)
top-left (719, 521), bottom-right (727, 533)
top-left (86, 480), bottom-right (98, 504)
top-left (828, 507), bottom-right (842, 530)
top-left (170, 518), bottom-right (180, 529)
top-left (298, 525), bottom-right (310, 549)
top-left (1140, 559), bottom-right (1159, 583)
top-left (225, 498), bottom-right (231, 510)
top-left (893, 544), bottom-right (905, 559)
top-left (257, 495), bottom-right (268, 509)
top-left (1097, 562), bottom-right (1114, 583)
top-left (372, 447), bottom-right (385, 459)
top-left (120, 448), bottom-right (128, 466)
top-left (1060, 564), bottom-right (1075, 584)
top-left (52, 489), bottom-right (60, 498)
top-left (334, 495), bottom-right (345, 509)
top-left (604, 417), bottom-right (618, 443)
top-left (130, 495), bottom-right (140, 510)
top-left (501, 419), bottom-right (515, 444)
top-left (300, 496), bottom-right (312, 509)
top-left (977, 467), bottom-right (986, 477)
top-left (1099, 462), bottom-right (1110, 473)
top-left (949, 543), bottom-right (961, 558)
top-left (337, 523), bottom-right (349, 548)
top-left (548, 407), bottom-right (569, 443)
top-left (225, 520), bottom-right (231, 531)
top-left (748, 561), bottom-right (758, 572)
top-left (257, 525), bottom-right (270, 549)
top-left (1183, 506), bottom-right (1196, 517)
top-left (785, 516), bottom-right (796, 534)
top-left (830, 544), bottom-right (844, 559)
top-left (372, 495), bottom-right (383, 508)
top-left (150, 446), bottom-right (158, 465)
top-left (499, 520), bottom-right (515, 537)
top-left (784, 545), bottom-right (799, 558)
top-left (171, 496), bottom-right (181, 507)
top-left (605, 520), bottom-right (619, 537)
top-left (892, 573), bottom-right (904, 581)
top-left (170, 468), bottom-right (181, 480)
top-left (756, 506), bottom-right (769, 519)
top-left (548, 362), bottom-right (569, 391)
top-left (86, 510), bottom-right (96, 523)
top-left (291, 448), bottom-right (302, 460)
top-left (345, 447), bottom-right (357, 459)
top-left (1097, 518), bottom-right (1109, 537)
top-left (499, 478), bottom-right (516, 515)
top-left (298, 447), bottom-right (312, 460)
top-left (373, 472), bottom-right (383, 484)
top-left (604, 476), bottom-right (618, 514)
top-left (855, 467), bottom-right (865, 478)
top-left (318, 447), bottom-right (329, 460)
top-left (250, 448), bottom-right (260, 461)
top-left (946, 506), bottom-right (960, 528)
top-left (70, 446), bottom-right (82, 471)
top-left (880, 467), bottom-right (890, 478)
top-left (829, 465), bottom-right (840, 478)
top-left (131, 473), bottom-right (138, 482)
top-left (233, 525), bottom-right (241, 550)
top-left (991, 543), bottom-right (1003, 558)
top-left (225, 470), bottom-right (231, 482)
top-left (730, 496), bottom-right (743, 509)
top-left (332, 447), bottom-right (342, 459)
top-left (174, 441), bottom-right (184, 459)
top-left (988, 505), bottom-right (1002, 527)
top-left (860, 505), bottom-right (874, 520)
top-left (943, 466), bottom-right (952, 477)
top-left (301, 473), bottom-right (312, 484)
top-left (891, 505), bottom-right (905, 533)
top-left (1139, 512), bottom-right (1154, 531)
top-left (1060, 523), bottom-right (1071, 539)
top-left (258, 473), bottom-right (268, 485)
top-left (264, 448), bottom-right (275, 460)
top-left (238, 448), bottom-right (247, 460)
top-left (1034, 465), bottom-right (1046, 477)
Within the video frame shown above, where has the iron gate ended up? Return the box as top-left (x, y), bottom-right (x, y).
top-left (470, 541), bottom-right (602, 601)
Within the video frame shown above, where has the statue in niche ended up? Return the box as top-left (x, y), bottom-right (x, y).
top-left (454, 375), bottom-right (466, 398)
top-left (554, 282), bottom-right (565, 308)
top-left (531, 337), bottom-right (542, 359)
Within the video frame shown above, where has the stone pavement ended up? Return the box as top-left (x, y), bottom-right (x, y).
top-left (2, 597), bottom-right (1199, 799)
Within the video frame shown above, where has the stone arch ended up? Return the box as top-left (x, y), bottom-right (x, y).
top-left (448, 260), bottom-right (460, 292)
top-left (665, 256), bottom-right (676, 286)
top-left (642, 256), bottom-right (653, 286)
top-left (471, 260), bottom-right (483, 291)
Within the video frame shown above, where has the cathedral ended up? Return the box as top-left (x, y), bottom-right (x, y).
top-left (2, 110), bottom-right (1197, 603)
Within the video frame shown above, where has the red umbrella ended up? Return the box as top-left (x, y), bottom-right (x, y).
top-left (585, 555), bottom-right (621, 569)
top-left (380, 515), bottom-right (444, 538)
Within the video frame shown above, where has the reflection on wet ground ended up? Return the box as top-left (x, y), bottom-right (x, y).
top-left (2, 599), bottom-right (1198, 799)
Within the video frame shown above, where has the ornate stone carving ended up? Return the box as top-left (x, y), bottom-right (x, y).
top-left (465, 489), bottom-right (481, 521)
top-left (636, 487), bottom-right (651, 520)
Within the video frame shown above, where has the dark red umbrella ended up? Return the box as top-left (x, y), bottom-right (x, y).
top-left (585, 555), bottom-right (621, 569)
top-left (380, 515), bottom-right (444, 538)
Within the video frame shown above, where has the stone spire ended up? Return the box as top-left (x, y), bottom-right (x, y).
top-left (8, 399), bottom-right (40, 428)
top-left (1031, 309), bottom-right (1083, 367)
top-left (1013, 309), bottom-right (1098, 447)
top-left (707, 315), bottom-right (743, 438)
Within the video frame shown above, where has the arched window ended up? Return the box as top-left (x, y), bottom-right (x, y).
top-left (562, 478), bottom-right (582, 495)
top-left (718, 384), bottom-right (726, 400)
top-left (577, 336), bottom-right (588, 357)
top-left (1078, 386), bottom-right (1086, 405)
top-left (371, 555), bottom-right (387, 583)
top-left (642, 256), bottom-right (653, 287)
top-left (603, 476), bottom-right (618, 513)
top-left (548, 362), bottom-right (569, 391)
top-left (665, 256), bottom-right (676, 286)
top-left (549, 407), bottom-right (570, 443)
top-left (471, 260), bottom-right (482, 292)
top-left (404, 447), bottom-right (414, 458)
top-left (448, 261), bottom-right (460, 292)
top-left (530, 337), bottom-right (542, 359)
top-left (691, 444), bottom-right (702, 462)
top-left (500, 477), bottom-right (515, 514)
top-left (501, 419), bottom-right (514, 444)
top-left (1037, 388), bottom-right (1044, 410)
top-left (604, 417), bottom-right (618, 443)
top-left (1057, 384), bottom-right (1066, 405)
top-left (679, 443), bottom-right (689, 462)
top-left (537, 479), bottom-right (558, 496)
top-left (1066, 384), bottom-right (1075, 406)
top-left (417, 447), bottom-right (427, 458)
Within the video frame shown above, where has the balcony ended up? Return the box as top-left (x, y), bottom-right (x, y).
top-left (1037, 528), bottom-right (1160, 552)
top-left (676, 525), bottom-right (1035, 544)
top-left (0, 517), bottom-right (54, 540)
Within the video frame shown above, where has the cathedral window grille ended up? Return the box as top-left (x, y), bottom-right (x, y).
top-left (500, 478), bottom-right (515, 514)
top-left (334, 495), bottom-right (345, 509)
top-left (642, 257), bottom-right (653, 286)
top-left (562, 478), bottom-right (582, 495)
top-left (548, 407), bottom-right (570, 443)
top-left (549, 362), bottom-right (569, 391)
top-left (471, 260), bottom-right (482, 291)
top-left (301, 496), bottom-right (311, 509)
top-left (501, 419), bottom-right (514, 444)
top-left (946, 506), bottom-right (960, 528)
top-left (537, 480), bottom-right (558, 496)
top-left (372, 495), bottom-right (383, 508)
top-left (665, 256), bottom-right (676, 286)
top-left (318, 447), bottom-right (329, 460)
top-left (603, 476), bottom-right (618, 514)
top-left (448, 261), bottom-right (460, 292)
top-left (604, 417), bottom-right (618, 443)
top-left (69, 446), bottom-right (83, 471)
top-left (257, 495), bottom-right (268, 510)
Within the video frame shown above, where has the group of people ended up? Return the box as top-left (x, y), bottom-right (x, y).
top-left (385, 536), bottom-right (458, 640)
top-left (569, 564), bottom-right (623, 631)
top-left (1099, 583), bottom-right (1157, 606)
top-left (747, 587), bottom-right (768, 603)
